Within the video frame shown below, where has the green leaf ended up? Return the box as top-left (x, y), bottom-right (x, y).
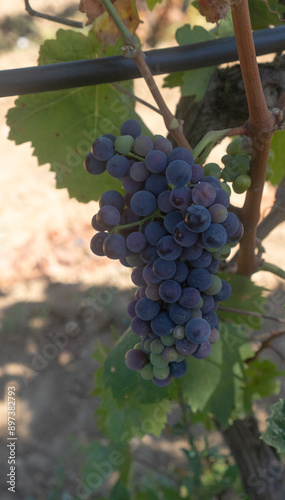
top-left (82, 441), bottom-right (131, 492)
top-left (180, 324), bottom-right (252, 426)
top-left (249, 0), bottom-right (285, 29)
top-left (181, 67), bottom-right (215, 101)
top-left (175, 25), bottom-right (215, 46)
top-left (6, 30), bottom-right (149, 203)
top-left (110, 481), bottom-right (131, 500)
top-left (103, 327), bottom-right (171, 405)
top-left (217, 273), bottom-right (267, 330)
top-left (261, 399), bottom-right (285, 453)
top-left (244, 359), bottom-right (283, 403)
top-left (96, 386), bottom-right (171, 442)
top-left (269, 130), bottom-right (285, 186)
top-left (163, 72), bottom-right (184, 89)
top-left (145, 0), bottom-right (163, 10)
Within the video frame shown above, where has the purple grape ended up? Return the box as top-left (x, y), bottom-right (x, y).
top-left (179, 287), bottom-right (201, 308)
top-left (184, 205), bottom-right (211, 233)
top-left (103, 234), bottom-right (126, 259)
top-left (99, 190), bottom-right (125, 212)
top-left (200, 294), bottom-right (215, 314)
top-left (84, 152), bottom-right (106, 175)
top-left (153, 258), bottom-right (176, 280)
top-left (140, 244), bottom-right (159, 265)
top-left (192, 340), bottom-right (211, 359)
top-left (168, 147), bottom-right (194, 166)
top-left (170, 186), bottom-right (192, 210)
top-left (151, 312), bottom-right (175, 336)
top-left (172, 261), bottom-right (188, 283)
top-left (164, 211), bottom-right (184, 234)
top-left (159, 280), bottom-right (182, 303)
top-left (202, 223), bottom-right (228, 249)
top-left (203, 176), bottom-right (222, 190)
top-left (127, 299), bottom-right (137, 317)
top-left (120, 119), bottom-right (142, 139)
top-left (135, 297), bottom-right (160, 321)
top-left (157, 191), bottom-right (175, 213)
top-left (126, 232), bottom-right (146, 253)
top-left (169, 360), bottom-right (188, 378)
top-left (91, 214), bottom-right (103, 231)
top-left (131, 267), bottom-right (146, 286)
top-left (185, 318), bottom-right (211, 344)
top-left (134, 135), bottom-right (153, 156)
top-left (181, 245), bottom-right (203, 261)
top-left (187, 268), bottom-right (212, 292)
top-left (166, 160), bottom-right (192, 187)
top-left (169, 303), bottom-right (191, 324)
top-left (152, 375), bottom-right (172, 387)
top-left (175, 338), bottom-right (197, 355)
top-left (189, 250), bottom-right (212, 269)
top-left (106, 155), bottom-right (130, 178)
top-left (213, 280), bottom-right (232, 301)
top-left (221, 212), bottom-right (240, 237)
top-left (145, 150), bottom-right (168, 173)
top-left (92, 136), bottom-right (114, 161)
top-left (215, 188), bottom-right (230, 207)
top-left (125, 349), bottom-right (148, 370)
top-left (145, 174), bottom-right (168, 196)
top-left (145, 222), bottom-right (168, 245)
top-left (227, 221), bottom-right (244, 245)
top-left (192, 182), bottom-right (216, 207)
top-left (143, 264), bottom-right (162, 285)
top-left (153, 137), bottom-right (173, 155)
top-left (122, 174), bottom-right (144, 193)
top-left (209, 328), bottom-right (219, 344)
top-left (97, 205), bottom-right (121, 229)
top-left (120, 208), bottom-right (140, 225)
top-left (130, 191), bottom-right (157, 216)
top-left (190, 164), bottom-right (204, 184)
top-left (157, 235), bottom-right (182, 261)
top-left (202, 310), bottom-right (218, 329)
top-left (130, 161), bottom-right (149, 182)
top-left (173, 221), bottom-right (199, 247)
top-left (90, 232), bottom-right (107, 256)
top-left (145, 284), bottom-right (160, 301)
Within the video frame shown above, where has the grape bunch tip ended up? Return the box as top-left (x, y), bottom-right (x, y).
top-left (85, 119), bottom-right (244, 387)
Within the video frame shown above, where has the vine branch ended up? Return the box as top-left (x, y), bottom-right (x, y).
top-left (231, 0), bottom-right (276, 276)
top-left (218, 306), bottom-right (285, 324)
top-left (100, 0), bottom-right (191, 149)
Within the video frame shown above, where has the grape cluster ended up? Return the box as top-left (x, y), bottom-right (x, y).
top-left (220, 136), bottom-right (274, 194)
top-left (85, 119), bottom-right (244, 387)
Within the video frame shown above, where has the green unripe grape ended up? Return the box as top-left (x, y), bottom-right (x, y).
top-left (161, 335), bottom-right (176, 346)
top-left (265, 164), bottom-right (273, 181)
top-left (134, 343), bottom-right (141, 350)
top-left (190, 308), bottom-right (202, 318)
top-left (221, 182), bottom-right (231, 196)
top-left (221, 154), bottom-right (234, 166)
top-left (212, 243), bottom-right (231, 260)
top-left (233, 174), bottom-right (252, 194)
top-left (144, 338), bottom-right (152, 352)
top-left (150, 339), bottom-right (164, 354)
top-left (114, 135), bottom-right (134, 154)
top-left (153, 365), bottom-right (170, 380)
top-left (209, 204), bottom-right (228, 223)
top-left (140, 363), bottom-right (154, 380)
top-left (268, 149), bottom-right (275, 162)
top-left (221, 165), bottom-right (237, 182)
top-left (203, 163), bottom-right (222, 178)
top-left (226, 137), bottom-right (243, 156)
top-left (232, 154), bottom-right (250, 175)
top-left (162, 347), bottom-right (179, 362)
top-left (176, 354), bottom-right (186, 362)
top-left (151, 134), bottom-right (164, 143)
top-left (150, 352), bottom-right (169, 368)
top-left (173, 325), bottom-right (185, 339)
top-left (196, 297), bottom-right (204, 309)
top-left (204, 275), bottom-right (222, 296)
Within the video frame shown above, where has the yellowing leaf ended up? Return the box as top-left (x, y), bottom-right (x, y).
top-left (94, 0), bottom-right (140, 47)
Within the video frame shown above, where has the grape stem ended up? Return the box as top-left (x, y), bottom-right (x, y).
top-left (111, 83), bottom-right (162, 115)
top-left (110, 209), bottom-right (162, 234)
top-left (100, 0), bottom-right (192, 150)
top-left (218, 306), bottom-right (285, 324)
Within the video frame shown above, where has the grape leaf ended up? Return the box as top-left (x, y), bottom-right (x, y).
top-left (249, 0), bottom-right (285, 29)
top-left (180, 323), bottom-right (252, 426)
top-left (93, 0), bottom-right (140, 48)
top-left (103, 327), bottom-right (171, 404)
top-left (217, 273), bottom-right (267, 330)
top-left (244, 359), bottom-right (283, 403)
top-left (145, 0), bottom-right (164, 10)
top-left (163, 25), bottom-right (216, 102)
top-left (6, 30), bottom-right (150, 203)
top-left (261, 399), bottom-right (285, 453)
top-left (269, 130), bottom-right (285, 186)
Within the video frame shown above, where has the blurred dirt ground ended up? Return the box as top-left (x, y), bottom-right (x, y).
top-left (0, 2), bottom-right (285, 499)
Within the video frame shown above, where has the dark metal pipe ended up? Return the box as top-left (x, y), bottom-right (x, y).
top-left (0, 25), bottom-right (285, 98)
